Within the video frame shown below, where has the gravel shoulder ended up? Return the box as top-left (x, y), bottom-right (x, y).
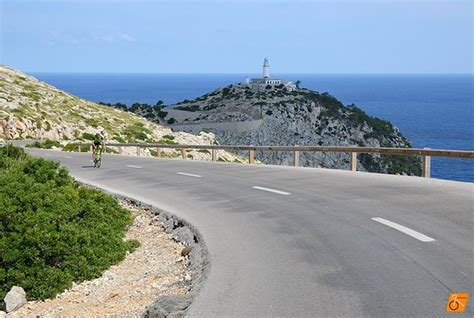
top-left (8, 201), bottom-right (193, 317)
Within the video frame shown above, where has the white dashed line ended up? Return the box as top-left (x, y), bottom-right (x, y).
top-left (177, 172), bottom-right (202, 178)
top-left (64, 156), bottom-right (73, 158)
top-left (126, 165), bottom-right (142, 169)
top-left (371, 217), bottom-right (436, 242)
top-left (252, 186), bottom-right (291, 195)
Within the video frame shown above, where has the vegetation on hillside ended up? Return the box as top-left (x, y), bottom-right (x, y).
top-left (25, 139), bottom-right (61, 149)
top-left (98, 101), bottom-right (166, 120)
top-left (0, 145), bottom-right (139, 301)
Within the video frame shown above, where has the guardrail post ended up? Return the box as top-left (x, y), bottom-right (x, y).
top-left (248, 150), bottom-right (255, 164)
top-left (350, 152), bottom-right (357, 172)
top-left (78, 144), bottom-right (82, 152)
top-left (211, 149), bottom-right (217, 161)
top-left (156, 147), bottom-right (160, 157)
top-left (181, 148), bottom-right (186, 160)
top-left (422, 147), bottom-right (431, 178)
top-left (119, 146), bottom-right (122, 155)
top-left (293, 150), bottom-right (300, 167)
top-left (136, 146), bottom-right (140, 156)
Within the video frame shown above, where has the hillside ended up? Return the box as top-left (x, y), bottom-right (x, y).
top-left (142, 83), bottom-right (421, 175)
top-left (0, 66), bottom-right (241, 162)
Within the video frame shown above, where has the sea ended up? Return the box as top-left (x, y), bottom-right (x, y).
top-left (31, 73), bottom-right (474, 183)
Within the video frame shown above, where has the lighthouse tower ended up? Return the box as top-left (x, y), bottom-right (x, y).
top-left (263, 57), bottom-right (270, 79)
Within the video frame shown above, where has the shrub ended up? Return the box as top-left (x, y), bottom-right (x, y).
top-left (112, 135), bottom-right (126, 143)
top-left (175, 105), bottom-right (200, 112)
top-left (157, 138), bottom-right (178, 145)
top-left (222, 88), bottom-right (231, 96)
top-left (25, 139), bottom-right (61, 149)
top-left (82, 133), bottom-right (95, 141)
top-left (157, 110), bottom-right (168, 119)
top-left (122, 122), bottom-right (151, 142)
top-left (0, 146), bottom-right (138, 300)
top-left (167, 118), bottom-right (177, 125)
top-left (62, 143), bottom-right (89, 153)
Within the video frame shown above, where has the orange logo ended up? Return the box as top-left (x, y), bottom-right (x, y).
top-left (446, 293), bottom-right (469, 313)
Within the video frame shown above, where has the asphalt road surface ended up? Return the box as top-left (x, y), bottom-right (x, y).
top-left (27, 149), bottom-right (473, 317)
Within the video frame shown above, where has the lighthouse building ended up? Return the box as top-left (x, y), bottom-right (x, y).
top-left (248, 58), bottom-right (295, 89)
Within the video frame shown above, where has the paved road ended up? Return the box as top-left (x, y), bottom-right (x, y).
top-left (28, 149), bottom-right (473, 317)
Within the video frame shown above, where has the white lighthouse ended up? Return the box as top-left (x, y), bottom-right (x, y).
top-left (248, 58), bottom-right (296, 90)
top-left (263, 57), bottom-right (270, 79)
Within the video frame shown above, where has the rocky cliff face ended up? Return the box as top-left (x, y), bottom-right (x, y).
top-left (157, 84), bottom-right (421, 175)
top-left (0, 66), bottom-right (242, 162)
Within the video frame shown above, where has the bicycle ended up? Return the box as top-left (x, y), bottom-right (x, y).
top-left (92, 145), bottom-right (103, 168)
top-left (448, 294), bottom-right (465, 311)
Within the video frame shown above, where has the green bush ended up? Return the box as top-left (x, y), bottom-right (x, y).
top-left (175, 105), bottom-right (200, 112)
top-left (62, 143), bottom-right (90, 153)
top-left (122, 122), bottom-right (151, 142)
top-left (0, 146), bottom-right (138, 300)
top-left (157, 110), bottom-right (168, 119)
top-left (162, 135), bottom-right (175, 140)
top-left (157, 138), bottom-right (178, 145)
top-left (82, 133), bottom-right (95, 141)
top-left (25, 139), bottom-right (61, 149)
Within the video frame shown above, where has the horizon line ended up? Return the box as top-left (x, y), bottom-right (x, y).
top-left (27, 71), bottom-right (474, 76)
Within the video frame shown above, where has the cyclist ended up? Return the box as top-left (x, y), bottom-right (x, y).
top-left (92, 132), bottom-right (105, 166)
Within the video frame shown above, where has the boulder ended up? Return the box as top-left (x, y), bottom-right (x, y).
top-left (144, 295), bottom-right (191, 318)
top-left (0, 310), bottom-right (6, 318)
top-left (4, 286), bottom-right (27, 313)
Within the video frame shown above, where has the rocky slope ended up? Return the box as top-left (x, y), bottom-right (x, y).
top-left (0, 66), bottom-right (242, 162)
top-left (150, 83), bottom-right (421, 175)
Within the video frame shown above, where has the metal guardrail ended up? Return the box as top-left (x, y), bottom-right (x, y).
top-left (75, 143), bottom-right (474, 178)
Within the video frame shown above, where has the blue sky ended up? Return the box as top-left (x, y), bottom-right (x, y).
top-left (1, 0), bottom-right (472, 74)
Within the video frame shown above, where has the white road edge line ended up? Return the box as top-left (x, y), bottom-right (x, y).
top-left (126, 165), bottom-right (143, 169)
top-left (177, 172), bottom-right (202, 178)
top-left (252, 186), bottom-right (291, 195)
top-left (371, 217), bottom-right (436, 242)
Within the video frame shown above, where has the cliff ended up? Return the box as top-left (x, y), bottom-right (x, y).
top-left (0, 66), bottom-right (242, 162)
top-left (151, 83), bottom-right (421, 175)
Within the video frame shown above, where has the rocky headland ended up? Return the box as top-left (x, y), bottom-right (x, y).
top-left (134, 83), bottom-right (422, 175)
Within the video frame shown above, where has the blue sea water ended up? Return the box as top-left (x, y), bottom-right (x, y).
top-left (32, 73), bottom-right (474, 183)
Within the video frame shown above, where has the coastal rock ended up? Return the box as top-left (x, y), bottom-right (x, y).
top-left (144, 295), bottom-right (192, 318)
top-left (156, 84), bottom-right (422, 175)
top-left (4, 286), bottom-right (27, 313)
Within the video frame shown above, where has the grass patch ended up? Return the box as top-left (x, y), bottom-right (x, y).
top-left (84, 118), bottom-right (99, 128)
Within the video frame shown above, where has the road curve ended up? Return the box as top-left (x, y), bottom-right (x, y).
top-left (28, 149), bottom-right (473, 317)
